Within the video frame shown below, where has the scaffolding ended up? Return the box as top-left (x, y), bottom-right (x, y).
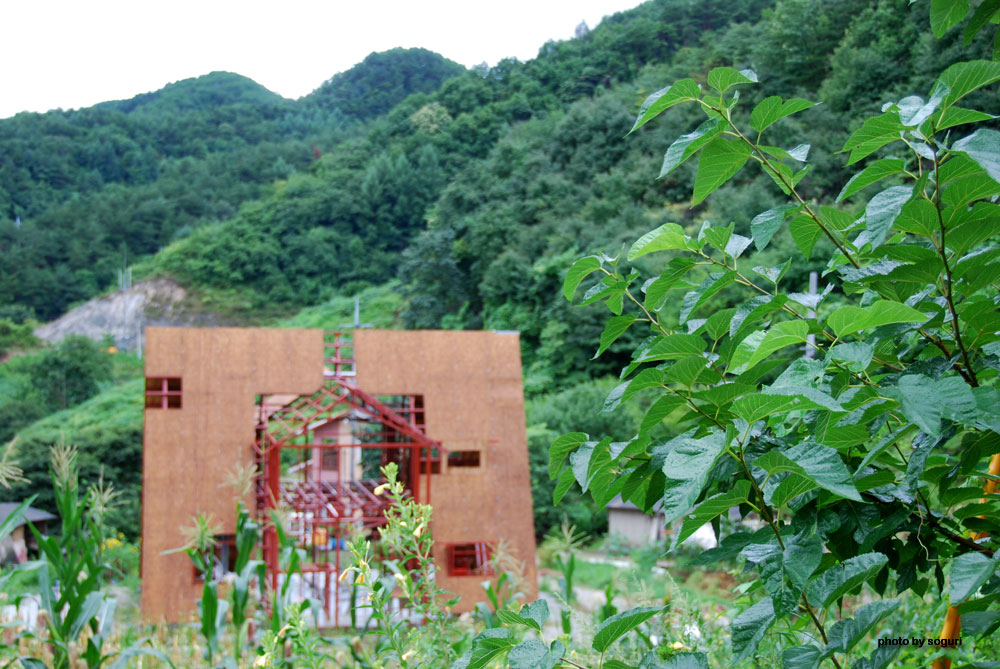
top-left (253, 332), bottom-right (441, 626)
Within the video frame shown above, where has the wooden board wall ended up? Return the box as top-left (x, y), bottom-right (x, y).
top-left (142, 327), bottom-right (537, 622)
top-left (141, 327), bottom-right (323, 623)
top-left (354, 330), bottom-right (539, 610)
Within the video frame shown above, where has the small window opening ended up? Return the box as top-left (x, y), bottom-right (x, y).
top-left (321, 447), bottom-right (339, 471)
top-left (145, 377), bottom-right (182, 409)
top-left (448, 542), bottom-right (493, 576)
top-left (447, 450), bottom-right (481, 468)
top-left (193, 534), bottom-right (236, 582)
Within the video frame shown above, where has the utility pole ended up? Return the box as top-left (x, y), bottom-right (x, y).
top-left (805, 271), bottom-right (817, 359)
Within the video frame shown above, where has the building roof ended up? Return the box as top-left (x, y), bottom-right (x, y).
top-left (607, 495), bottom-right (663, 513)
top-left (0, 503), bottom-right (56, 529)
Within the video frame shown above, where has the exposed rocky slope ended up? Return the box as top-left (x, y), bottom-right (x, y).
top-left (33, 278), bottom-right (203, 350)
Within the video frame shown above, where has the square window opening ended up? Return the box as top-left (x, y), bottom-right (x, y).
top-left (448, 542), bottom-right (494, 576)
top-left (146, 377), bottom-right (182, 410)
top-left (321, 447), bottom-right (339, 471)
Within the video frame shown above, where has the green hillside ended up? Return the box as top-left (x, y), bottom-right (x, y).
top-left (0, 48), bottom-right (463, 320)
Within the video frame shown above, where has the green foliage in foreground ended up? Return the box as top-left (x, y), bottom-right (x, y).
top-left (0, 445), bottom-right (172, 669)
top-left (545, 50), bottom-right (1000, 669)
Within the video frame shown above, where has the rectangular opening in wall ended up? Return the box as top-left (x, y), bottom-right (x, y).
top-left (192, 533), bottom-right (236, 582)
top-left (145, 377), bottom-right (182, 410)
top-left (447, 542), bottom-right (493, 576)
top-left (321, 447), bottom-right (339, 471)
top-left (447, 450), bottom-right (481, 468)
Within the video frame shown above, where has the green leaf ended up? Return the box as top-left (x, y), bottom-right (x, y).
top-left (629, 79), bottom-right (701, 134)
top-left (592, 606), bottom-right (663, 653)
top-left (772, 358), bottom-right (826, 388)
top-left (639, 334), bottom-right (708, 362)
top-left (657, 430), bottom-right (728, 524)
top-left (0, 497), bottom-right (35, 542)
top-left (507, 639), bottom-right (556, 669)
top-left (964, 0), bottom-right (1000, 45)
top-left (896, 375), bottom-right (944, 436)
top-left (660, 117), bottom-right (725, 177)
top-left (762, 385), bottom-right (842, 412)
top-left (641, 395), bottom-right (686, 433)
top-left (663, 355), bottom-right (710, 387)
top-left (692, 138), bottom-right (751, 206)
top-left (564, 256), bottom-right (603, 301)
top-left (18, 660), bottom-right (48, 669)
top-left (837, 159), bottom-right (907, 202)
top-left (788, 216), bottom-right (824, 259)
top-left (738, 320), bottom-right (809, 372)
top-left (679, 271), bottom-right (736, 323)
top-left (639, 652), bottom-right (708, 669)
top-left (733, 394), bottom-right (812, 424)
top-left (827, 300), bottom-right (928, 338)
top-left (70, 591), bottom-right (106, 642)
top-left (643, 257), bottom-right (697, 310)
top-left (629, 223), bottom-right (690, 261)
top-left (750, 97), bottom-right (815, 134)
top-left (730, 295), bottom-right (787, 338)
top-left (676, 481), bottom-right (750, 546)
top-left (569, 438), bottom-right (608, 492)
top-left (942, 167), bottom-right (1000, 208)
top-left (707, 67), bottom-right (758, 93)
top-left (950, 553), bottom-right (1000, 602)
top-left (596, 315), bottom-right (639, 358)
top-left (468, 628), bottom-right (516, 669)
top-left (553, 467), bottom-right (575, 505)
top-left (843, 112), bottom-right (904, 165)
top-left (951, 128), bottom-right (1000, 184)
top-left (760, 143), bottom-right (811, 162)
top-left (728, 330), bottom-right (766, 373)
top-left (806, 553), bottom-right (888, 608)
top-left (731, 597), bottom-right (776, 664)
top-left (825, 599), bottom-right (901, 654)
top-left (851, 645), bottom-right (902, 669)
top-left (898, 82), bottom-right (950, 127)
top-left (497, 599), bottom-right (550, 631)
top-left (936, 106), bottom-right (996, 131)
top-left (625, 333), bottom-right (708, 377)
top-left (939, 60), bottom-right (1000, 111)
top-left (745, 534), bottom-right (822, 615)
top-left (782, 645), bottom-right (822, 669)
top-left (861, 185), bottom-right (912, 249)
top-left (893, 198), bottom-right (937, 238)
top-left (549, 432), bottom-right (588, 480)
top-left (829, 342), bottom-right (875, 371)
top-left (931, 0), bottom-right (970, 37)
top-left (755, 442), bottom-right (861, 501)
top-left (751, 204), bottom-right (799, 251)
top-left (604, 368), bottom-right (664, 412)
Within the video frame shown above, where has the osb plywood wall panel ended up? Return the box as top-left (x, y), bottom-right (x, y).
top-left (142, 327), bottom-right (323, 623)
top-left (355, 330), bottom-right (538, 611)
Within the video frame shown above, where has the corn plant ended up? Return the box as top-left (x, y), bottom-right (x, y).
top-left (21, 443), bottom-right (172, 668)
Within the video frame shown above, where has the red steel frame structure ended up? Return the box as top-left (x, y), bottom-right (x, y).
top-left (253, 332), bottom-right (441, 626)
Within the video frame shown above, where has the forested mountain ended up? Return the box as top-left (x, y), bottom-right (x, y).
top-left (0, 48), bottom-right (461, 319)
top-left (2, 0), bottom-right (997, 537)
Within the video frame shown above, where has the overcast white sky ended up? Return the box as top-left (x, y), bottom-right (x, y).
top-left (0, 0), bottom-right (645, 119)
